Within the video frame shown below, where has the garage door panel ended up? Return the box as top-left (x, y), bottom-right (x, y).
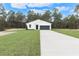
top-left (40, 26), bottom-right (50, 30)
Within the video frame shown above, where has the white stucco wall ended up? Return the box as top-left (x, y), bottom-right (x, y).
top-left (26, 19), bottom-right (51, 30)
top-left (26, 23), bottom-right (36, 30)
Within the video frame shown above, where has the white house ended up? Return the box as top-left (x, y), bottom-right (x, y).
top-left (26, 19), bottom-right (51, 30)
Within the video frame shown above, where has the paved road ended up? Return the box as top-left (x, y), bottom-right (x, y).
top-left (0, 29), bottom-right (23, 36)
top-left (0, 31), bottom-right (15, 36)
top-left (40, 30), bottom-right (79, 56)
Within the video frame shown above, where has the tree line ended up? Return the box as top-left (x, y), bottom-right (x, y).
top-left (0, 4), bottom-right (79, 31)
top-left (27, 5), bottom-right (79, 29)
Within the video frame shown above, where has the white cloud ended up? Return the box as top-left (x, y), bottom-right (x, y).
top-left (30, 9), bottom-right (48, 14)
top-left (27, 3), bottom-right (51, 7)
top-left (11, 3), bottom-right (51, 15)
top-left (70, 9), bottom-right (74, 13)
top-left (11, 3), bottom-right (26, 9)
top-left (11, 3), bottom-right (51, 9)
top-left (69, 9), bottom-right (74, 15)
top-left (56, 6), bottom-right (70, 12)
top-left (68, 7), bottom-right (75, 15)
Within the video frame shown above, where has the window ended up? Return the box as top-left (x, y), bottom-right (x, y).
top-left (29, 24), bottom-right (31, 28)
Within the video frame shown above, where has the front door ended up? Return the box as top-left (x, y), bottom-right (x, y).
top-left (36, 25), bottom-right (38, 30)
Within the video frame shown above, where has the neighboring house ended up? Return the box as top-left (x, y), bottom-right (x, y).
top-left (26, 19), bottom-right (51, 30)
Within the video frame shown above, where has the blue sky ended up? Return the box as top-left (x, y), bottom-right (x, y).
top-left (3, 3), bottom-right (78, 17)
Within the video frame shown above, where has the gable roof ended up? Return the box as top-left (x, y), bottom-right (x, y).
top-left (26, 19), bottom-right (51, 25)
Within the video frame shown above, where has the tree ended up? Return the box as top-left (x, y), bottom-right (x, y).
top-left (68, 15), bottom-right (77, 28)
top-left (0, 4), bottom-right (6, 30)
top-left (62, 16), bottom-right (69, 28)
top-left (13, 12), bottom-right (25, 28)
top-left (34, 13), bottom-right (41, 20)
top-left (27, 10), bottom-right (36, 22)
top-left (52, 8), bottom-right (62, 21)
top-left (41, 10), bottom-right (51, 22)
top-left (0, 3), bottom-right (6, 17)
top-left (15, 12), bottom-right (24, 22)
top-left (51, 8), bottom-right (62, 28)
top-left (74, 5), bottom-right (79, 28)
top-left (63, 15), bottom-right (77, 29)
top-left (0, 16), bottom-right (5, 31)
top-left (74, 5), bottom-right (79, 18)
top-left (7, 10), bottom-right (15, 28)
top-left (27, 10), bottom-right (43, 22)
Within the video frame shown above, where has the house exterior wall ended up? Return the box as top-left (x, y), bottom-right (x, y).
top-left (26, 23), bottom-right (51, 30)
top-left (26, 20), bottom-right (51, 30)
top-left (26, 23), bottom-right (36, 30)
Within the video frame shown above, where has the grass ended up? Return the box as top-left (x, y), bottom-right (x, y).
top-left (0, 29), bottom-right (40, 56)
top-left (53, 29), bottom-right (79, 38)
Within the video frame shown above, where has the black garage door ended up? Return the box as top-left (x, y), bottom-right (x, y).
top-left (40, 26), bottom-right (50, 30)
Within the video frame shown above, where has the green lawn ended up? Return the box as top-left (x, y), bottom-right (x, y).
top-left (0, 29), bottom-right (40, 56)
top-left (53, 29), bottom-right (79, 38)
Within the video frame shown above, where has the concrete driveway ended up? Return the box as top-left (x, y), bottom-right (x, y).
top-left (40, 30), bottom-right (79, 56)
